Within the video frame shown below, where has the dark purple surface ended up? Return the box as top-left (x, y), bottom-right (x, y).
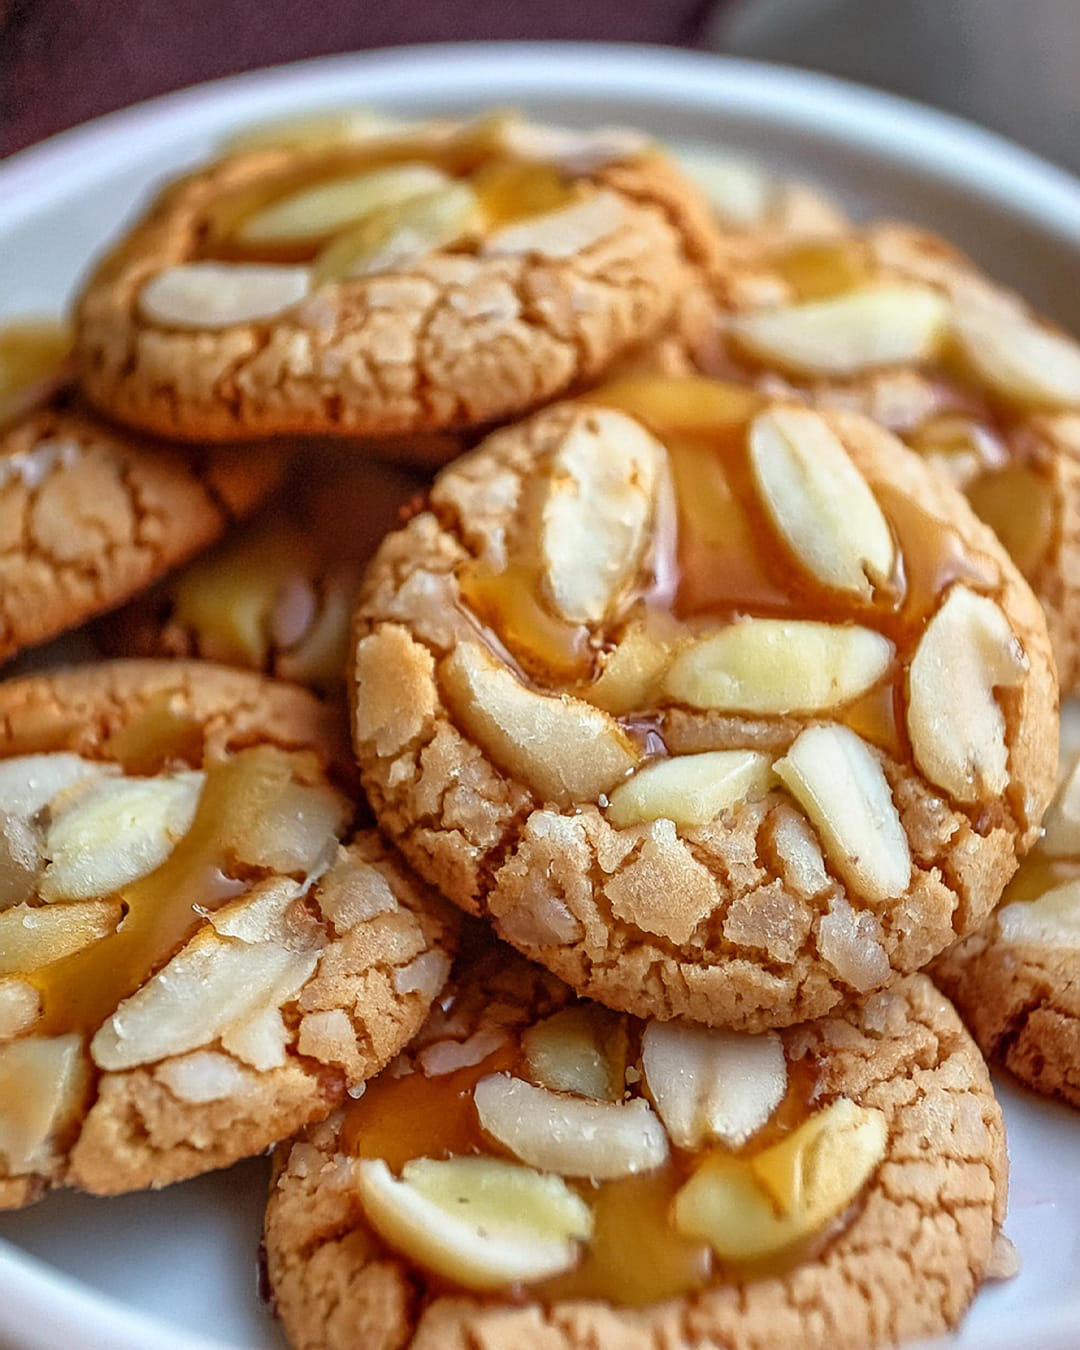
top-left (0, 1), bottom-right (719, 158)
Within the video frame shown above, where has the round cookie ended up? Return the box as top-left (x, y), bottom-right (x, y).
top-left (74, 112), bottom-right (718, 444)
top-left (0, 322), bottom-right (283, 665)
top-left (0, 660), bottom-right (456, 1209)
top-left (264, 942), bottom-right (1009, 1350)
top-left (933, 745), bottom-right (1080, 1107)
top-left (661, 222), bottom-right (1080, 690)
top-left (350, 376), bottom-right (1057, 1031)
top-left (100, 455), bottom-right (427, 692)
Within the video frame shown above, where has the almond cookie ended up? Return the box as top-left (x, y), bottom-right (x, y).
top-left (264, 942), bottom-right (1008, 1350)
top-left (0, 659), bottom-right (456, 1209)
top-left (666, 222), bottom-right (1080, 690)
top-left (0, 321), bottom-right (282, 666)
top-left (933, 745), bottom-right (1080, 1107)
top-left (350, 375), bottom-right (1057, 1031)
top-left (74, 112), bottom-right (717, 444)
top-left (100, 455), bottom-right (427, 692)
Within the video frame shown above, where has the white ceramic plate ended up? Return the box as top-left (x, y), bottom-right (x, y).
top-left (1, 41), bottom-right (1079, 1350)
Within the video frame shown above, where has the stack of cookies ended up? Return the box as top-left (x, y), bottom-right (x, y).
top-left (1, 106), bottom-right (1078, 1350)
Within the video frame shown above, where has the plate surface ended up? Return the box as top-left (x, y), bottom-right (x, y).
top-left (1, 40), bottom-right (1079, 1350)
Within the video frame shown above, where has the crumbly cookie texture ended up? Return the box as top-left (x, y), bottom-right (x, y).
top-left (264, 953), bottom-right (1007, 1350)
top-left (658, 221), bottom-right (1080, 692)
top-left (0, 401), bottom-right (281, 665)
top-left (100, 455), bottom-right (427, 692)
top-left (933, 748), bottom-right (1080, 1107)
top-left (0, 660), bottom-right (456, 1206)
top-left (350, 384), bottom-right (1057, 1031)
top-left (73, 114), bottom-right (718, 443)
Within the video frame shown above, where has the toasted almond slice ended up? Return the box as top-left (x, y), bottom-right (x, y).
top-left (39, 771), bottom-right (204, 903)
top-left (522, 1006), bottom-right (627, 1101)
top-left (0, 815), bottom-right (42, 911)
top-left (748, 406), bottom-right (894, 598)
top-left (586, 612), bottom-right (679, 716)
top-left (607, 751), bottom-right (774, 829)
top-left (235, 163), bottom-right (452, 245)
top-left (356, 1155), bottom-right (592, 1290)
top-left (440, 642), bottom-right (639, 807)
top-left (1040, 755), bottom-right (1080, 857)
top-left (997, 880), bottom-right (1080, 948)
top-left (952, 306), bottom-right (1080, 410)
top-left (0, 898), bottom-right (122, 977)
top-left (539, 409), bottom-right (663, 624)
top-left (0, 1034), bottom-right (85, 1173)
top-left (0, 753), bottom-right (109, 819)
top-left (474, 1072), bottom-right (669, 1179)
top-left (589, 374), bottom-right (761, 432)
top-left (676, 150), bottom-right (772, 227)
top-left (314, 183), bottom-right (479, 282)
top-left (730, 284), bottom-right (949, 377)
top-left (482, 189), bottom-right (626, 259)
top-left (817, 895), bottom-right (891, 992)
top-left (663, 620), bottom-right (892, 715)
top-left (908, 586), bottom-right (1027, 804)
top-left (672, 1096), bottom-right (887, 1263)
top-left (774, 724), bottom-right (910, 903)
top-left (0, 320), bottom-right (71, 429)
top-left (140, 262), bottom-right (310, 328)
top-left (641, 1021), bottom-right (786, 1150)
top-left (500, 122), bottom-right (650, 173)
top-left (0, 977), bottom-right (40, 1040)
top-left (221, 109), bottom-right (414, 153)
top-left (228, 778), bottom-right (349, 879)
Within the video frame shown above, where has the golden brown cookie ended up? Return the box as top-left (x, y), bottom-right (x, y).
top-left (73, 112), bottom-right (718, 444)
top-left (264, 942), bottom-right (1008, 1350)
top-left (350, 376), bottom-right (1057, 1031)
top-left (661, 221), bottom-right (1080, 691)
top-left (933, 745), bottom-right (1080, 1107)
top-left (0, 660), bottom-right (456, 1209)
top-left (0, 321), bottom-right (283, 665)
top-left (100, 455), bottom-right (427, 692)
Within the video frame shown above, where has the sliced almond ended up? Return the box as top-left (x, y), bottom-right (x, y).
top-left (228, 778), bottom-right (349, 879)
top-left (139, 262), bottom-right (310, 328)
top-left (539, 409), bottom-right (663, 624)
top-left (155, 1049), bottom-right (251, 1103)
top-left (586, 612), bottom-right (679, 715)
top-left (774, 724), bottom-right (910, 903)
top-left (663, 620), bottom-right (892, 715)
top-left (0, 977), bottom-right (40, 1040)
top-left (235, 163), bottom-right (451, 245)
top-left (730, 284), bottom-right (949, 377)
top-left (747, 406), bottom-right (894, 599)
top-left (313, 183), bottom-right (479, 282)
top-left (0, 753), bottom-right (108, 819)
top-left (0, 815), bottom-right (42, 911)
top-left (356, 1155), bottom-right (592, 1290)
top-left (522, 1006), bottom-right (627, 1101)
top-left (641, 1020), bottom-right (786, 1150)
top-left (39, 771), bottom-right (204, 903)
top-left (0, 320), bottom-right (71, 428)
top-left (672, 1096), bottom-right (887, 1263)
top-left (0, 898), bottom-right (122, 977)
top-left (482, 189), bottom-right (626, 259)
top-left (952, 306), bottom-right (1080, 411)
top-left (0, 1034), bottom-right (85, 1174)
top-left (474, 1072), bottom-right (669, 1179)
top-left (1040, 755), bottom-right (1080, 857)
top-left (589, 375), bottom-right (761, 433)
top-left (817, 895), bottom-right (891, 992)
top-left (440, 642), bottom-right (639, 807)
top-left (676, 149), bottom-right (772, 227)
top-left (908, 586), bottom-right (1027, 803)
top-left (500, 121), bottom-right (650, 173)
top-left (221, 108), bottom-right (412, 153)
top-left (607, 751), bottom-right (774, 829)
top-left (997, 880), bottom-right (1080, 948)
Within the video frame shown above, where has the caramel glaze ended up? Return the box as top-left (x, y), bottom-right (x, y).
top-left (340, 1005), bottom-right (833, 1307)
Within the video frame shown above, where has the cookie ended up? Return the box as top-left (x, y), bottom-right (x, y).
top-left (350, 376), bottom-right (1057, 1031)
top-left (0, 321), bottom-right (283, 665)
top-left (933, 745), bottom-right (1080, 1107)
top-left (100, 455), bottom-right (427, 692)
top-left (264, 942), bottom-right (1008, 1350)
top-left (662, 222), bottom-right (1080, 691)
top-left (73, 111), bottom-right (718, 444)
top-left (0, 660), bottom-right (456, 1209)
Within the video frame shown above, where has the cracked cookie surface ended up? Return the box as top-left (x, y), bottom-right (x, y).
top-left (933, 745), bottom-right (1080, 1107)
top-left (73, 114), bottom-right (717, 444)
top-left (264, 944), bottom-right (1007, 1350)
top-left (350, 380), bottom-right (1057, 1031)
top-left (0, 397), bottom-right (281, 666)
top-left (655, 221), bottom-right (1080, 692)
top-left (0, 659), bottom-right (456, 1208)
